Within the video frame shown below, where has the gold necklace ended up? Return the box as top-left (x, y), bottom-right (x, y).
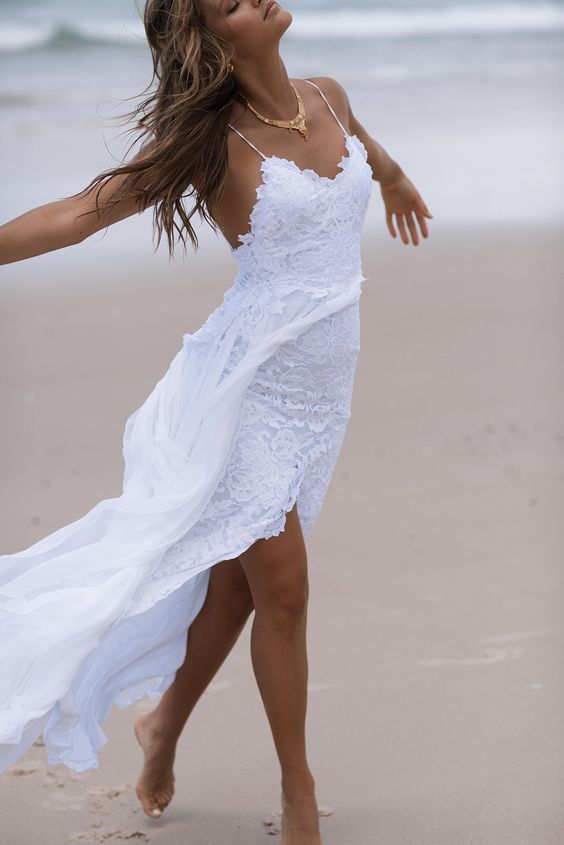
top-left (243, 82), bottom-right (309, 141)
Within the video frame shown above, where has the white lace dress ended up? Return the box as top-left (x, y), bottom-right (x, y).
top-left (0, 79), bottom-right (373, 773)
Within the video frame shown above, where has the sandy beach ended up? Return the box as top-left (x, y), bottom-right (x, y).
top-left (1, 222), bottom-right (563, 844)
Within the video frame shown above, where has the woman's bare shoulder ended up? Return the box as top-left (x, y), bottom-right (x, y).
top-left (302, 76), bottom-right (350, 105)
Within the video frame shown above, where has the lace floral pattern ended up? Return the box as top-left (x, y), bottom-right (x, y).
top-left (0, 123), bottom-right (374, 776)
top-left (131, 135), bottom-right (372, 615)
top-left (133, 302), bottom-right (361, 613)
top-left (232, 135), bottom-right (370, 292)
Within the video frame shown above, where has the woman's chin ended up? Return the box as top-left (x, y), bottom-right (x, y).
top-left (276, 8), bottom-right (293, 35)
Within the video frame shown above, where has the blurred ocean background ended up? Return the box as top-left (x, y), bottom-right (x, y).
top-left (1, 0), bottom-right (563, 282)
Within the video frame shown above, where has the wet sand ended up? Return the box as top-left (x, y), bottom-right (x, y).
top-left (1, 223), bottom-right (563, 844)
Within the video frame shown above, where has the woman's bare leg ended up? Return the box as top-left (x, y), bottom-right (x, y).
top-left (134, 555), bottom-right (254, 818)
top-left (238, 503), bottom-right (322, 845)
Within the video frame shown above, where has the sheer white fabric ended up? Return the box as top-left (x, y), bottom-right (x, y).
top-left (0, 102), bottom-right (373, 773)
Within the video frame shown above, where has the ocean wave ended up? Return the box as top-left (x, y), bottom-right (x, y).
top-left (289, 2), bottom-right (564, 39)
top-left (0, 20), bottom-right (144, 54)
top-left (1, 3), bottom-right (564, 55)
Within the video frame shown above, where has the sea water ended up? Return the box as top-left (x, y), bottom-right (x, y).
top-left (0, 0), bottom-right (563, 280)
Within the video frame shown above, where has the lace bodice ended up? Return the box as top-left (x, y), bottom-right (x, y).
top-left (227, 79), bottom-right (373, 291)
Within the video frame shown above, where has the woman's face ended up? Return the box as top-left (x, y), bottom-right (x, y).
top-left (198, 0), bottom-right (292, 59)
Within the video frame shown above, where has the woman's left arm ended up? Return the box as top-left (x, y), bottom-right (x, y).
top-left (317, 77), bottom-right (434, 247)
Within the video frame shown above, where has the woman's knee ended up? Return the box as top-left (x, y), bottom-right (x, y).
top-left (228, 580), bottom-right (255, 620)
top-left (209, 557), bottom-right (254, 620)
top-left (240, 552), bottom-right (309, 624)
top-left (264, 569), bottom-right (309, 625)
top-left (238, 502), bottom-right (309, 622)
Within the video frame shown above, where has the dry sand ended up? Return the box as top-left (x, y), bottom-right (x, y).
top-left (1, 223), bottom-right (563, 844)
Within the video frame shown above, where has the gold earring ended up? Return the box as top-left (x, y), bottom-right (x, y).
top-left (227, 62), bottom-right (234, 73)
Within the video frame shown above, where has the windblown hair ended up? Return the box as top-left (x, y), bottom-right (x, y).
top-left (72, 0), bottom-right (244, 257)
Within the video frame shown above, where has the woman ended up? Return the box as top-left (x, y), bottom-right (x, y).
top-left (0, 1), bottom-right (432, 842)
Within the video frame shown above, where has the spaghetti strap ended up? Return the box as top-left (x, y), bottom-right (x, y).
top-left (228, 123), bottom-right (267, 160)
top-left (302, 79), bottom-right (349, 139)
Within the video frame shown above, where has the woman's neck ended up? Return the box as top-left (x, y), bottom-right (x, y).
top-left (233, 55), bottom-right (297, 119)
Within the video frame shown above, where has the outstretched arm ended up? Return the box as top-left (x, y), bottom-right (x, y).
top-left (314, 77), bottom-right (434, 247)
top-left (0, 141), bottom-right (157, 266)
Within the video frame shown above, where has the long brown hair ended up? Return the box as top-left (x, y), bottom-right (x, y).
top-left (72, 0), bottom-right (243, 258)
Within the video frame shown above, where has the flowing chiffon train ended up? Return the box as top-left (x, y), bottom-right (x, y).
top-left (0, 78), bottom-right (374, 772)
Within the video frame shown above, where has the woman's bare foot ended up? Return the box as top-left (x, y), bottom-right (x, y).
top-left (134, 709), bottom-right (177, 819)
top-left (279, 784), bottom-right (323, 845)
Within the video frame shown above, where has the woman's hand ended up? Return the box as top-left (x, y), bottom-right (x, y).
top-left (380, 170), bottom-right (433, 246)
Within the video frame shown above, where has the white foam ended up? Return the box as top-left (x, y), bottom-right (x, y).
top-left (0, 23), bottom-right (55, 52)
top-left (2, 4), bottom-right (564, 54)
top-left (288, 3), bottom-right (564, 40)
top-left (0, 19), bottom-right (145, 54)
top-left (74, 19), bottom-right (145, 44)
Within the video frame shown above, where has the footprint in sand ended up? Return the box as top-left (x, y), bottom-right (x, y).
top-left (3, 759), bottom-right (45, 777)
top-left (417, 646), bottom-right (525, 667)
top-left (68, 832), bottom-right (149, 843)
top-left (41, 786), bottom-right (86, 812)
top-left (83, 784), bottom-right (137, 823)
top-left (86, 784), bottom-right (133, 801)
top-left (263, 806), bottom-right (334, 835)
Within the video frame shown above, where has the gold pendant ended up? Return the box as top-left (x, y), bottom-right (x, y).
top-left (289, 115), bottom-right (308, 140)
top-left (244, 82), bottom-right (310, 141)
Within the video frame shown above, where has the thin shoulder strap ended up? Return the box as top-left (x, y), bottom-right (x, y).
top-left (227, 123), bottom-right (267, 160)
top-left (302, 79), bottom-right (349, 139)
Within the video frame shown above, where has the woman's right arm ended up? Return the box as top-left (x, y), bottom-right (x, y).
top-left (0, 142), bottom-right (157, 267)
